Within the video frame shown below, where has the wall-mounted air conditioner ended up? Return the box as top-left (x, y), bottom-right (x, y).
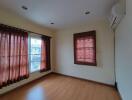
top-left (109, 1), bottom-right (125, 31)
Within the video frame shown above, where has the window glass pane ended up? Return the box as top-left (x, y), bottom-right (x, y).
top-left (77, 48), bottom-right (84, 59)
top-left (30, 62), bottom-right (41, 73)
top-left (86, 48), bottom-right (94, 59)
top-left (31, 38), bottom-right (41, 47)
top-left (31, 55), bottom-right (41, 62)
top-left (29, 37), bottom-right (42, 73)
top-left (31, 47), bottom-right (41, 54)
top-left (84, 38), bottom-right (94, 47)
top-left (77, 39), bottom-right (84, 48)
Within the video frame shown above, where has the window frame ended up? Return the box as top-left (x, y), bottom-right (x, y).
top-left (28, 33), bottom-right (42, 73)
top-left (73, 30), bottom-right (97, 66)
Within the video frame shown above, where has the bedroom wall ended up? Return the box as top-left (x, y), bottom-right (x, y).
top-left (54, 20), bottom-right (115, 85)
top-left (0, 8), bottom-right (55, 94)
top-left (115, 0), bottom-right (132, 100)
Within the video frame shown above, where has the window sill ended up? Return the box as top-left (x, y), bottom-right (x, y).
top-left (30, 69), bottom-right (51, 74)
top-left (30, 70), bottom-right (40, 74)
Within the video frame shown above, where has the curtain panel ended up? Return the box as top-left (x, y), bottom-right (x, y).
top-left (0, 25), bottom-right (29, 88)
top-left (40, 36), bottom-right (51, 72)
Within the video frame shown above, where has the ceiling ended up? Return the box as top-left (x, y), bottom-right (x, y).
top-left (0, 0), bottom-right (116, 30)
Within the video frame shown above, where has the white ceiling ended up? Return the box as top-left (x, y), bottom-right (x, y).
top-left (0, 0), bottom-right (116, 30)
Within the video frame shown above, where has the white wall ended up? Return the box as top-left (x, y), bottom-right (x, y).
top-left (0, 8), bottom-right (55, 94)
top-left (54, 20), bottom-right (115, 85)
top-left (115, 0), bottom-right (132, 100)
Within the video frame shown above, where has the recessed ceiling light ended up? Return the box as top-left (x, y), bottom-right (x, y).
top-left (22, 6), bottom-right (28, 10)
top-left (50, 22), bottom-right (54, 25)
top-left (85, 11), bottom-right (90, 15)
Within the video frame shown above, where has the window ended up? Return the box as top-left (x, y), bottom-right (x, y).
top-left (74, 30), bottom-right (97, 66)
top-left (29, 37), bottom-right (42, 73)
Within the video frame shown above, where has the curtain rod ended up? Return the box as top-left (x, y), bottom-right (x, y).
top-left (0, 23), bottom-right (52, 38)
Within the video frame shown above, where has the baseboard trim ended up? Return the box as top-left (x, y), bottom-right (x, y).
top-left (116, 86), bottom-right (123, 100)
top-left (52, 72), bottom-right (114, 88)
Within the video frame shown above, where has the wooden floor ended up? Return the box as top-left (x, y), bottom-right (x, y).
top-left (0, 73), bottom-right (121, 100)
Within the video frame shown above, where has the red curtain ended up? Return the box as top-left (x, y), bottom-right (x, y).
top-left (0, 25), bottom-right (29, 88)
top-left (40, 36), bottom-right (51, 72)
